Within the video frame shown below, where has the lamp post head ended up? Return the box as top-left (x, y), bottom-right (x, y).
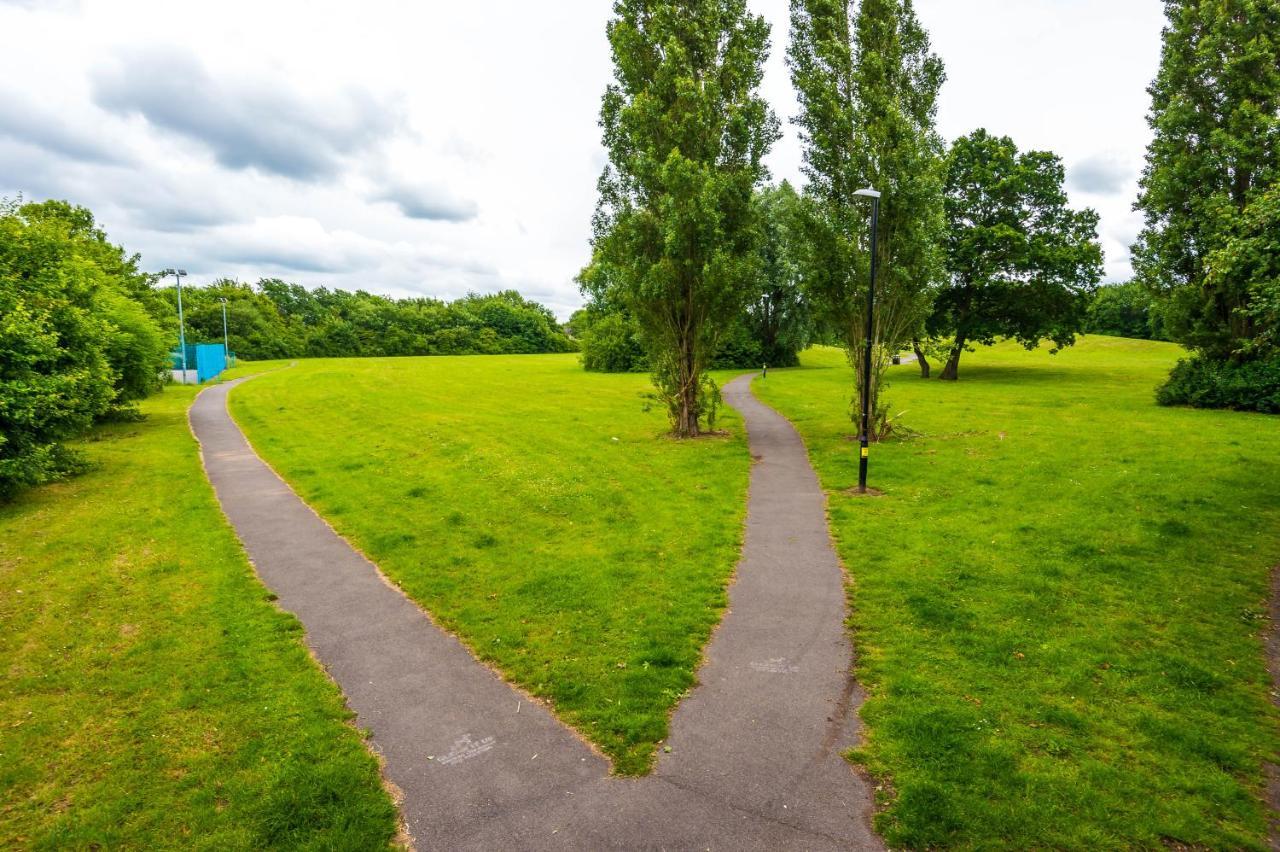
top-left (853, 187), bottom-right (881, 199)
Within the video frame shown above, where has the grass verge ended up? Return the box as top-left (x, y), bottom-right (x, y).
top-left (0, 386), bottom-right (398, 849)
top-left (228, 354), bottom-right (750, 774)
top-left (755, 337), bottom-right (1280, 849)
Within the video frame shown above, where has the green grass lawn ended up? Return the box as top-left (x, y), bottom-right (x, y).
top-left (228, 354), bottom-right (750, 774)
top-left (755, 337), bottom-right (1280, 850)
top-left (0, 387), bottom-right (398, 849)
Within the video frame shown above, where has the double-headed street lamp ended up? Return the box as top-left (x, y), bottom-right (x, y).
top-left (853, 187), bottom-right (881, 494)
top-left (158, 268), bottom-right (189, 380)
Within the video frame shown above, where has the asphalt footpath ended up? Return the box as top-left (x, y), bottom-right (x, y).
top-left (189, 373), bottom-right (882, 851)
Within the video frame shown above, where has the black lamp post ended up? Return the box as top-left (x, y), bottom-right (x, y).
top-left (853, 187), bottom-right (880, 494)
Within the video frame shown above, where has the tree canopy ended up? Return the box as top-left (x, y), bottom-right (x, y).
top-left (788, 0), bottom-right (945, 435)
top-left (0, 198), bottom-right (168, 498)
top-left (1132, 0), bottom-right (1280, 360)
top-left (929, 129), bottom-right (1103, 380)
top-left (582, 0), bottom-right (779, 436)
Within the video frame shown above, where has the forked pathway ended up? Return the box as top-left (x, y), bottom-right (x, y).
top-left (190, 373), bottom-right (881, 850)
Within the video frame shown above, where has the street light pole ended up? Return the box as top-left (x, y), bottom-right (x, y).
top-left (853, 188), bottom-right (881, 494)
top-left (219, 297), bottom-right (230, 365)
top-left (160, 268), bottom-right (190, 382)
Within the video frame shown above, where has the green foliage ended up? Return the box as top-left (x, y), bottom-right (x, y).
top-left (584, 0), bottom-right (779, 436)
top-left (165, 279), bottom-right (303, 360)
top-left (579, 310), bottom-right (650, 373)
top-left (757, 340), bottom-right (1280, 848)
top-left (930, 129), bottom-right (1104, 379)
top-left (708, 316), bottom-right (769, 369)
top-left (169, 280), bottom-right (577, 360)
top-left (0, 198), bottom-right (166, 499)
top-left (98, 287), bottom-right (171, 401)
top-left (1085, 281), bottom-right (1169, 340)
top-left (1133, 0), bottom-right (1280, 359)
top-left (0, 387), bottom-right (398, 847)
top-left (230, 354), bottom-right (750, 774)
top-left (1157, 353), bottom-right (1280, 412)
top-left (581, 182), bottom-right (810, 375)
top-left (788, 0), bottom-right (946, 434)
top-left (744, 181), bottom-right (811, 367)
top-left (1205, 185), bottom-right (1280, 360)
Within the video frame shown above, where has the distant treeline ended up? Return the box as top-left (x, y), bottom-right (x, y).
top-left (166, 280), bottom-right (577, 361)
top-left (1, 196), bottom-right (577, 499)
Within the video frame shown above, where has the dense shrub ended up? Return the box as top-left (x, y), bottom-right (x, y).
top-left (1, 198), bottom-right (167, 498)
top-left (710, 319), bottom-right (767, 369)
top-left (580, 312), bottom-right (648, 372)
top-left (1156, 355), bottom-right (1280, 413)
top-left (1085, 281), bottom-right (1167, 340)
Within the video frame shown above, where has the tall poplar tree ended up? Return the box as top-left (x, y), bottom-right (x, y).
top-left (1133, 0), bottom-right (1280, 360)
top-left (582, 0), bottom-right (779, 437)
top-left (788, 0), bottom-right (945, 437)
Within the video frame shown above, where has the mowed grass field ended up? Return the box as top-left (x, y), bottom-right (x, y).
top-left (228, 354), bottom-right (750, 774)
top-left (755, 338), bottom-right (1280, 849)
top-left (0, 386), bottom-right (398, 848)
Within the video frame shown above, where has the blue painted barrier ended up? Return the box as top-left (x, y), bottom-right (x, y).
top-left (169, 344), bottom-right (230, 383)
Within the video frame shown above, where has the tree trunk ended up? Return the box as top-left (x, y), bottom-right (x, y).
top-left (912, 338), bottom-right (931, 378)
top-left (674, 329), bottom-right (700, 437)
top-left (676, 396), bottom-right (699, 437)
top-left (939, 336), bottom-right (965, 381)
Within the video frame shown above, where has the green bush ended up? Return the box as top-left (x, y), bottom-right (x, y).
top-left (0, 198), bottom-right (167, 499)
top-left (580, 312), bottom-right (649, 372)
top-left (1085, 281), bottom-right (1167, 340)
top-left (1156, 355), bottom-right (1280, 413)
top-left (709, 319), bottom-right (765, 369)
top-left (98, 288), bottom-right (168, 402)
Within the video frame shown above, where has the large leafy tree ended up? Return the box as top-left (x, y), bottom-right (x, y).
top-left (1132, 0), bottom-right (1280, 360)
top-left (929, 130), bottom-right (1103, 380)
top-left (583, 0), bottom-right (779, 437)
top-left (1205, 185), bottom-right (1280, 358)
top-left (0, 198), bottom-right (167, 499)
top-left (789, 0), bottom-right (945, 437)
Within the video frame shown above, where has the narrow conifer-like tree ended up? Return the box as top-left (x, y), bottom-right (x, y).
top-left (582, 0), bottom-right (779, 437)
top-left (788, 0), bottom-right (945, 437)
top-left (1133, 0), bottom-right (1280, 360)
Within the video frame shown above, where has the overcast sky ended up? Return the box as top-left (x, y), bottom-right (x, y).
top-left (0, 0), bottom-right (1166, 319)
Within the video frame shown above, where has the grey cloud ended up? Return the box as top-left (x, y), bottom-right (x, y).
top-left (123, 192), bottom-right (241, 233)
top-left (225, 249), bottom-right (353, 274)
top-left (92, 49), bottom-right (401, 180)
top-left (377, 182), bottom-right (478, 222)
top-left (0, 90), bottom-right (124, 164)
top-left (1068, 153), bottom-right (1135, 196)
